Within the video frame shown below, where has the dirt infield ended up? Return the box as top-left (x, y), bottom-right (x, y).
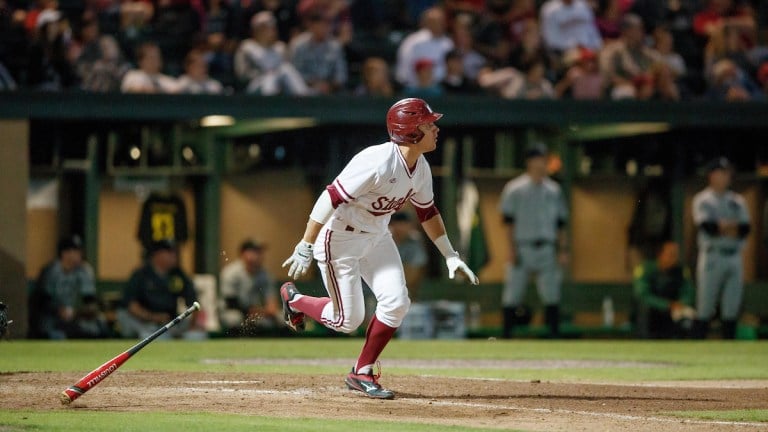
top-left (2, 370), bottom-right (767, 431)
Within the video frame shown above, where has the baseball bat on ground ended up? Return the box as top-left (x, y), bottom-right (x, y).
top-left (60, 301), bottom-right (201, 405)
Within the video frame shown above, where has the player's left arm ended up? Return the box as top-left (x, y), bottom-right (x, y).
top-left (736, 196), bottom-right (751, 239)
top-left (420, 213), bottom-right (479, 285)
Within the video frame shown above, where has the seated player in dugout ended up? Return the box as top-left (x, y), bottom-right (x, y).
top-left (280, 98), bottom-right (478, 399)
top-left (117, 240), bottom-right (199, 339)
top-left (28, 235), bottom-right (110, 339)
top-left (632, 242), bottom-right (695, 339)
top-left (219, 239), bottom-right (281, 335)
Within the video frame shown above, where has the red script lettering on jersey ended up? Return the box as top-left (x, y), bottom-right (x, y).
top-left (369, 189), bottom-right (414, 216)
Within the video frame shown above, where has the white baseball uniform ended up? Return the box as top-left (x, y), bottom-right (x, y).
top-left (313, 142), bottom-right (438, 332)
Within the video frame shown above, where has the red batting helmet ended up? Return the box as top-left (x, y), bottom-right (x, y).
top-left (386, 98), bottom-right (443, 144)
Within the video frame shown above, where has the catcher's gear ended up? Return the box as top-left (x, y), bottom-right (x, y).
top-left (0, 302), bottom-right (10, 337)
top-left (446, 255), bottom-right (479, 285)
top-left (282, 240), bottom-right (314, 279)
top-left (386, 98), bottom-right (443, 144)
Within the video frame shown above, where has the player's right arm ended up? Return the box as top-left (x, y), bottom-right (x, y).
top-left (282, 190), bottom-right (334, 279)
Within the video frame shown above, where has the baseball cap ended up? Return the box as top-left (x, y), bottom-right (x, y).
top-left (240, 239), bottom-right (265, 253)
top-left (148, 239), bottom-right (177, 255)
top-left (36, 9), bottom-right (62, 28)
top-left (705, 157), bottom-right (732, 173)
top-left (251, 11), bottom-right (276, 30)
top-left (524, 144), bottom-right (548, 160)
top-left (57, 235), bottom-right (83, 255)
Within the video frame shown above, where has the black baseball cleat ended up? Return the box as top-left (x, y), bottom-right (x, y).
top-left (280, 282), bottom-right (305, 332)
top-left (344, 367), bottom-right (395, 400)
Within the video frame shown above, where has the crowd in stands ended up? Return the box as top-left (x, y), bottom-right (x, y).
top-left (1, 0), bottom-right (768, 101)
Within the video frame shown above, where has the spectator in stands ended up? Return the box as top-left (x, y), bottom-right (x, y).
top-left (117, 240), bottom-right (199, 339)
top-left (508, 19), bottom-right (548, 73)
top-left (451, 13), bottom-right (486, 81)
top-left (353, 57), bottom-right (394, 97)
top-left (121, 42), bottom-right (180, 93)
top-left (395, 6), bottom-right (454, 88)
top-left (78, 35), bottom-right (131, 92)
top-left (234, 11), bottom-right (309, 95)
top-left (653, 26), bottom-right (687, 79)
top-left (477, 64), bottom-right (525, 98)
top-left (595, 0), bottom-right (628, 41)
top-left (555, 47), bottom-right (606, 99)
top-left (260, 0), bottom-right (301, 42)
top-left (203, 0), bottom-right (231, 39)
top-left (28, 235), bottom-right (109, 339)
top-left (119, 0), bottom-right (154, 43)
top-left (601, 14), bottom-right (679, 100)
top-left (151, 0), bottom-right (202, 75)
top-left (26, 11), bottom-right (79, 90)
top-left (0, 0), bottom-right (28, 86)
top-left (389, 212), bottom-right (428, 301)
top-left (540, 0), bottom-right (603, 54)
top-left (442, 49), bottom-right (480, 93)
top-left (403, 57), bottom-right (443, 97)
top-left (472, 0), bottom-right (514, 68)
top-left (704, 24), bottom-right (757, 82)
top-left (290, 11), bottom-right (347, 95)
top-left (657, 0), bottom-right (698, 70)
top-left (219, 239), bottom-right (280, 335)
top-left (516, 60), bottom-right (555, 99)
top-left (508, 0), bottom-right (537, 45)
top-left (297, 0), bottom-right (353, 46)
top-left (633, 242), bottom-right (695, 339)
top-left (177, 49), bottom-right (224, 94)
top-left (758, 61), bottom-right (768, 96)
top-left (693, 0), bottom-right (755, 40)
top-left (707, 58), bottom-right (763, 101)
top-left (68, 13), bottom-right (101, 67)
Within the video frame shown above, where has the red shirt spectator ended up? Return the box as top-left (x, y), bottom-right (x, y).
top-left (693, 0), bottom-right (754, 38)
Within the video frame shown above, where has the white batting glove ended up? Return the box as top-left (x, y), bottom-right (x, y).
top-left (282, 240), bottom-right (314, 280)
top-left (446, 255), bottom-right (479, 285)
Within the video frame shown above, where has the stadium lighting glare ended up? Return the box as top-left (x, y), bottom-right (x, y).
top-left (200, 115), bottom-right (235, 127)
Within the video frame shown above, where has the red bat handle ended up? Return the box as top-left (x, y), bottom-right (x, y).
top-left (60, 351), bottom-right (130, 404)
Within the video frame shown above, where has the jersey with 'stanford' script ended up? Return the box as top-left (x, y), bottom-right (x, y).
top-left (327, 142), bottom-right (437, 234)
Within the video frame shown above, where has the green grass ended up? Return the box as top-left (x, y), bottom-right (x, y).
top-left (1, 339), bottom-right (766, 382)
top-left (668, 409), bottom-right (768, 423)
top-left (0, 411), bottom-right (500, 432)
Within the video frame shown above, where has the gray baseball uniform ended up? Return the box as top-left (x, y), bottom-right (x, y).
top-left (692, 187), bottom-right (750, 321)
top-left (499, 174), bottom-right (568, 307)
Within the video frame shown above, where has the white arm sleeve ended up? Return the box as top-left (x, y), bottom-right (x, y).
top-left (434, 234), bottom-right (459, 259)
top-left (309, 190), bottom-right (334, 225)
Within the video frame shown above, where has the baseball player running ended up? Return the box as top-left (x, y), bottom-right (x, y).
top-left (692, 157), bottom-right (750, 339)
top-left (280, 98), bottom-right (479, 399)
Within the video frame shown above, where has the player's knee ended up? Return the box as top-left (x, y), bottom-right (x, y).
top-left (376, 293), bottom-right (410, 328)
top-left (337, 308), bottom-right (365, 334)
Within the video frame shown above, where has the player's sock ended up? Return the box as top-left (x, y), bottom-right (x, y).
top-left (354, 315), bottom-right (397, 375)
top-left (290, 295), bottom-right (331, 322)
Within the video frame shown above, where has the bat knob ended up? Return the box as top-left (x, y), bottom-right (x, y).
top-left (60, 391), bottom-right (73, 405)
top-left (193, 301), bottom-right (201, 311)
